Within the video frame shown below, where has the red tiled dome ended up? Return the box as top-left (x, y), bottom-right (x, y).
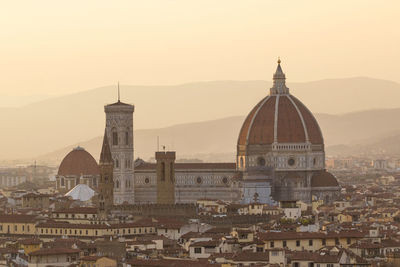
top-left (311, 170), bottom-right (339, 187)
top-left (238, 94), bottom-right (323, 146)
top-left (238, 61), bottom-right (323, 147)
top-left (58, 147), bottom-right (99, 176)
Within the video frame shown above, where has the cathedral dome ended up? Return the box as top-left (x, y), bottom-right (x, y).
top-left (238, 60), bottom-right (323, 147)
top-left (58, 147), bottom-right (100, 176)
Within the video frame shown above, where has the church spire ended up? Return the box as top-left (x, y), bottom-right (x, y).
top-left (270, 58), bottom-right (289, 95)
top-left (117, 82), bottom-right (120, 102)
top-left (100, 129), bottom-right (113, 164)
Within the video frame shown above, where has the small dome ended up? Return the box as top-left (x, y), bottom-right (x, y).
top-left (311, 170), bottom-right (339, 187)
top-left (58, 147), bottom-right (99, 176)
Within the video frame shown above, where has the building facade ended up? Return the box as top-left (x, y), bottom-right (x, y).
top-left (104, 100), bottom-right (135, 204)
top-left (133, 60), bottom-right (340, 204)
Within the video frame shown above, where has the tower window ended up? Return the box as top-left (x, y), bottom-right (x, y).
top-left (125, 131), bottom-right (129, 145)
top-left (170, 162), bottom-right (174, 182)
top-left (288, 158), bottom-right (295, 166)
top-left (115, 159), bottom-right (119, 168)
top-left (161, 162), bottom-right (165, 181)
top-left (112, 131), bottom-right (118, 146)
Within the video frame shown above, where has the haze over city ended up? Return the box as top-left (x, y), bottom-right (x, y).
top-left (1, 2), bottom-right (400, 267)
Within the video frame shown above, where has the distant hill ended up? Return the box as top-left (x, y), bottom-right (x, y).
top-left (38, 108), bottom-right (400, 165)
top-left (1, 77), bottom-right (400, 160)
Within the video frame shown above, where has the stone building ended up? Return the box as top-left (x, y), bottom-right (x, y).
top-left (156, 151), bottom-right (176, 204)
top-left (133, 60), bottom-right (340, 204)
top-left (55, 147), bottom-right (100, 193)
top-left (97, 130), bottom-right (114, 217)
top-left (237, 59), bottom-right (340, 203)
top-left (0, 172), bottom-right (26, 188)
top-left (134, 159), bottom-right (241, 204)
top-left (57, 60), bottom-right (339, 205)
top-left (104, 99), bottom-right (135, 204)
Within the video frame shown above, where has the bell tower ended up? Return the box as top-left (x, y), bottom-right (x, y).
top-left (104, 88), bottom-right (135, 204)
top-left (156, 151), bottom-right (176, 204)
top-left (98, 130), bottom-right (114, 218)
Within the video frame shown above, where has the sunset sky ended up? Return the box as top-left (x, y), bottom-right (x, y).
top-left (0, 0), bottom-right (399, 98)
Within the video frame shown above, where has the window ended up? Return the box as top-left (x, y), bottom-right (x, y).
top-left (61, 177), bottom-right (65, 186)
top-left (125, 131), bottom-right (129, 145)
top-left (194, 247), bottom-right (202, 254)
top-left (115, 159), bottom-right (119, 168)
top-left (309, 239), bottom-right (313, 246)
top-left (296, 240), bottom-right (300, 247)
top-left (293, 262), bottom-right (299, 267)
top-left (112, 130), bottom-right (118, 146)
top-left (257, 157), bottom-right (266, 166)
top-left (322, 239), bottom-right (326, 246)
top-left (335, 238), bottom-right (339, 245)
top-left (327, 264), bottom-right (334, 267)
top-left (170, 162), bottom-right (174, 182)
top-left (161, 162), bottom-right (166, 181)
top-left (271, 251), bottom-right (278, 256)
top-left (347, 238), bottom-right (351, 245)
top-left (283, 240), bottom-right (287, 247)
top-left (270, 241), bottom-right (274, 248)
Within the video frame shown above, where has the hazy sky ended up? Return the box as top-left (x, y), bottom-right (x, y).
top-left (0, 0), bottom-right (399, 97)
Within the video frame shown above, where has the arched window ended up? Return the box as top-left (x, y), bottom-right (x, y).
top-left (125, 130), bottom-right (129, 145)
top-left (60, 177), bottom-right (65, 186)
top-left (115, 159), bottom-right (119, 168)
top-left (115, 180), bottom-right (120, 189)
top-left (240, 157), bottom-right (244, 168)
top-left (112, 128), bottom-right (118, 146)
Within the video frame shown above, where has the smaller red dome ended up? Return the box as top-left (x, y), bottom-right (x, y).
top-left (58, 147), bottom-right (100, 176)
top-left (311, 170), bottom-right (339, 187)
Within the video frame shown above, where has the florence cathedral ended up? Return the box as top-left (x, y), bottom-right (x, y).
top-left (56, 60), bottom-right (340, 206)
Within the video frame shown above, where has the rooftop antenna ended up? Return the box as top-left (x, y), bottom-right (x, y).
top-left (117, 82), bottom-right (120, 102)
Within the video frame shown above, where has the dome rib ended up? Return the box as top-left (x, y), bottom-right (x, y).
top-left (237, 96), bottom-right (268, 146)
top-left (276, 96), bottom-right (306, 143)
top-left (290, 96), bottom-right (324, 144)
top-left (247, 96), bottom-right (276, 145)
top-left (287, 95), bottom-right (309, 142)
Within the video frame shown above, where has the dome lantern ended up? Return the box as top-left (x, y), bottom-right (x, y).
top-left (270, 58), bottom-right (289, 95)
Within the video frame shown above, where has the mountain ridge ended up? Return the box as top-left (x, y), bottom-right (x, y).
top-left (1, 77), bottom-right (400, 160)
